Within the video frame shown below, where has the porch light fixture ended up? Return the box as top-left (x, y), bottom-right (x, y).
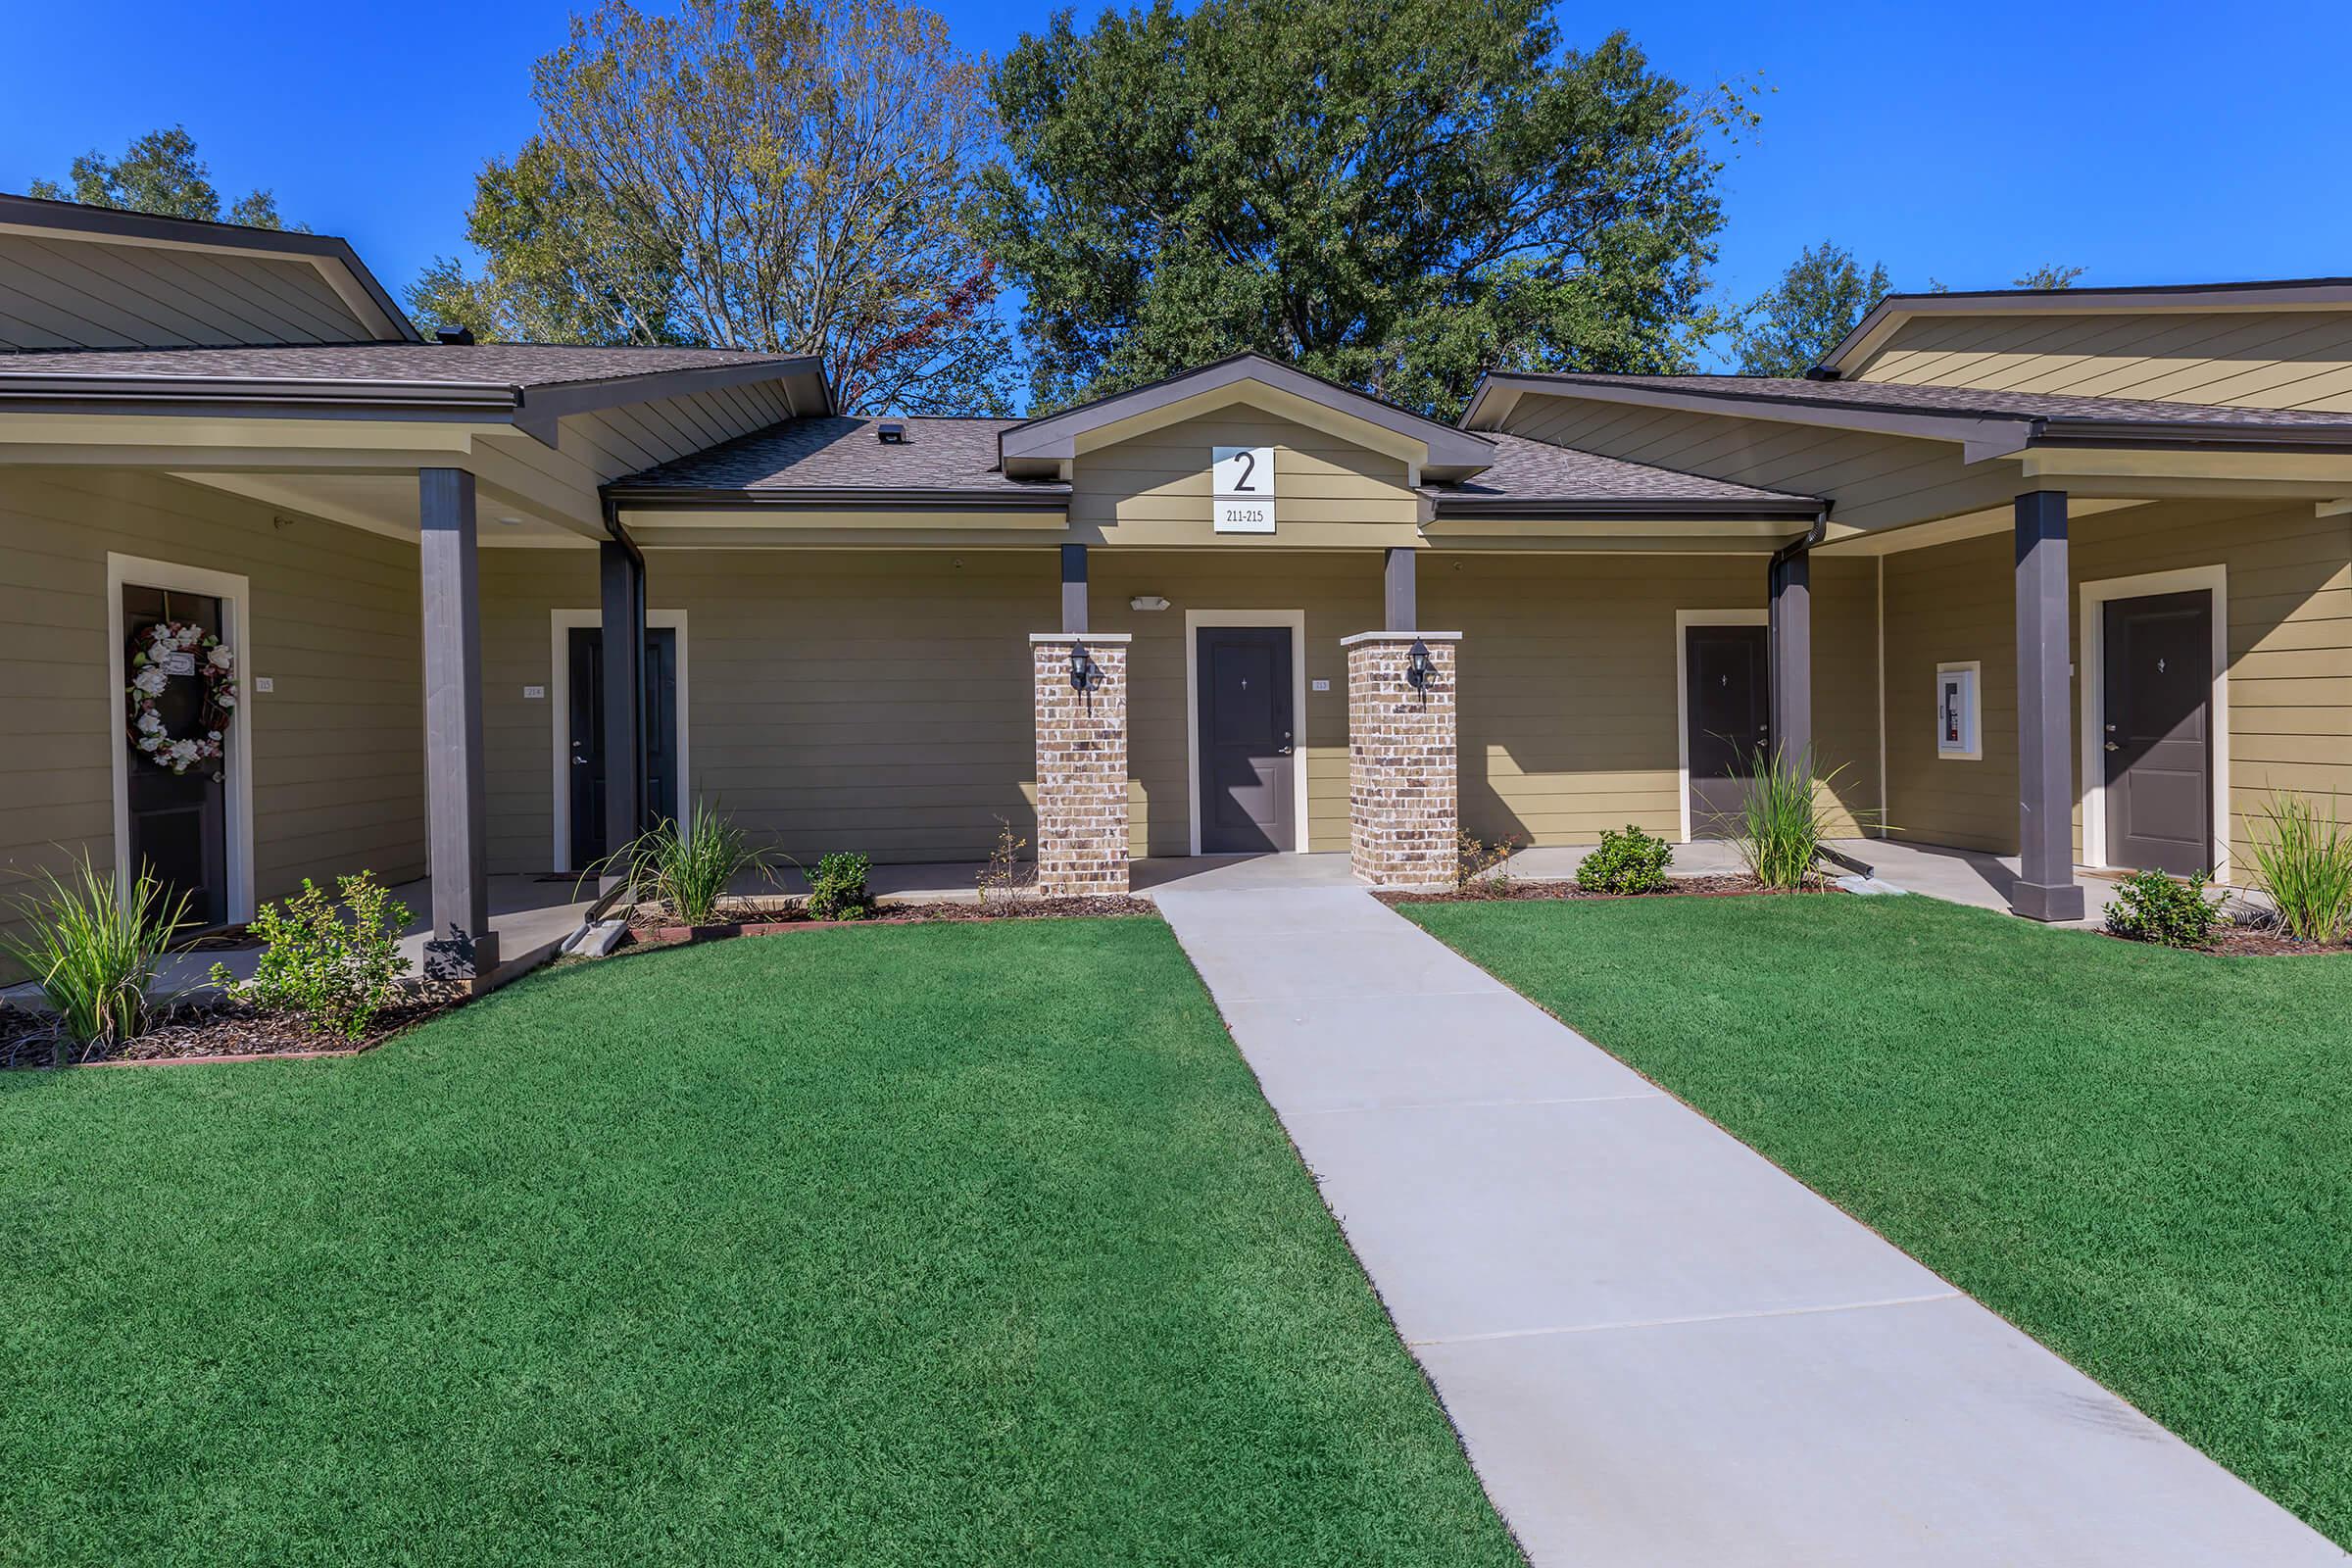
top-left (1129, 595), bottom-right (1170, 612)
top-left (1405, 638), bottom-right (1435, 691)
top-left (1068, 640), bottom-right (1102, 693)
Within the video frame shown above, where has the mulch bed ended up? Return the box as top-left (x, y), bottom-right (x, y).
top-left (0, 987), bottom-right (466, 1071)
top-left (619, 893), bottom-right (1158, 949)
top-left (2105, 924), bottom-right (2352, 957)
top-left (1378, 874), bottom-right (1838, 906)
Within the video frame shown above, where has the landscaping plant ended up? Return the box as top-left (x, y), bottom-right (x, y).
top-left (2245, 791), bottom-right (2352, 944)
top-left (2104, 868), bottom-right (2226, 950)
top-left (976, 816), bottom-right (1033, 906)
top-left (1727, 746), bottom-right (1877, 891)
top-left (601, 802), bottom-right (767, 925)
top-left (215, 872), bottom-right (411, 1039)
top-left (1576, 825), bottom-right (1674, 895)
top-left (805, 851), bottom-right (871, 921)
top-left (2, 852), bottom-right (192, 1063)
top-left (1453, 831), bottom-right (1519, 896)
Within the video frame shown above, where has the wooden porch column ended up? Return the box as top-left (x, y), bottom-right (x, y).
top-left (1384, 547), bottom-right (1417, 632)
top-left (418, 467), bottom-right (498, 981)
top-left (1768, 544), bottom-right (1812, 761)
top-left (2013, 490), bottom-right (2085, 921)
top-left (600, 531), bottom-right (647, 871)
top-left (1060, 543), bottom-right (1089, 634)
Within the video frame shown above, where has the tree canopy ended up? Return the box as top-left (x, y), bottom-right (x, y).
top-left (1732, 240), bottom-right (1890, 377)
top-left (410, 0), bottom-right (1014, 415)
top-left (26, 125), bottom-right (294, 229)
top-left (979, 0), bottom-right (1754, 419)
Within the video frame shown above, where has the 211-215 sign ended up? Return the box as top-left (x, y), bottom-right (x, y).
top-left (1212, 445), bottom-right (1276, 533)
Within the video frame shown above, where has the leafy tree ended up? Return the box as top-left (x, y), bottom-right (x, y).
top-left (406, 139), bottom-right (686, 347)
top-left (2012, 263), bottom-right (2085, 290)
top-left (25, 125), bottom-right (296, 229)
top-left (981, 0), bottom-right (1755, 419)
top-left (413, 0), bottom-right (1015, 414)
top-left (1732, 240), bottom-right (1890, 377)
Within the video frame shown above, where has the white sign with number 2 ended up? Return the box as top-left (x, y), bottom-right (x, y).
top-left (1211, 445), bottom-right (1276, 533)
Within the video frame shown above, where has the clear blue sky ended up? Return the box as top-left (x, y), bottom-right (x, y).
top-left (7, 0), bottom-right (2348, 374)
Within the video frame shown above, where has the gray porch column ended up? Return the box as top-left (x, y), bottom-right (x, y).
top-left (1060, 543), bottom-right (1089, 634)
top-left (418, 467), bottom-right (498, 982)
top-left (1768, 544), bottom-right (1812, 761)
top-left (2013, 490), bottom-right (2085, 921)
top-left (600, 533), bottom-right (647, 868)
top-left (1384, 547), bottom-right (1417, 632)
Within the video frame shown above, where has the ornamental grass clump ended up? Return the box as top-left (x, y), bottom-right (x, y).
top-left (1728, 745), bottom-right (1872, 891)
top-left (2245, 792), bottom-right (2352, 944)
top-left (2, 852), bottom-right (191, 1063)
top-left (603, 803), bottom-right (767, 925)
top-left (216, 872), bottom-right (411, 1040)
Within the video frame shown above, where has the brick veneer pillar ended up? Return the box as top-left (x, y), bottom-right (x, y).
top-left (1345, 630), bottom-right (1459, 889)
top-left (1031, 632), bottom-right (1131, 897)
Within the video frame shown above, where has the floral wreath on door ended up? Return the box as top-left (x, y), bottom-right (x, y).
top-left (125, 620), bottom-right (236, 775)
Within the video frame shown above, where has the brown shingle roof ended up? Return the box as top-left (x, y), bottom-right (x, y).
top-left (0, 341), bottom-right (804, 390)
top-left (1509, 372), bottom-right (2352, 432)
top-left (1432, 430), bottom-right (1817, 513)
top-left (614, 416), bottom-right (1053, 497)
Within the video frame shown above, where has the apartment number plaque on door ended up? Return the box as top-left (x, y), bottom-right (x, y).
top-left (1211, 446), bottom-right (1276, 534)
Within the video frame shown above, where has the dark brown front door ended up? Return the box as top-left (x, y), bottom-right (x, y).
top-left (567, 625), bottom-right (680, 867)
top-left (1686, 624), bottom-right (1770, 839)
top-left (2103, 590), bottom-right (2213, 876)
top-left (1197, 626), bottom-right (1295, 854)
top-left (122, 583), bottom-right (228, 927)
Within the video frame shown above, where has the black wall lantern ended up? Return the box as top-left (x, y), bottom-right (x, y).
top-left (1068, 639), bottom-right (1102, 693)
top-left (1404, 638), bottom-right (1436, 691)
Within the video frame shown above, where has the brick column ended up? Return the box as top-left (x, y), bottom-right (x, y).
top-left (1031, 632), bottom-right (1130, 896)
top-left (1345, 630), bottom-right (1459, 889)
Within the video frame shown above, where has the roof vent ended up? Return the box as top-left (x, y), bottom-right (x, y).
top-left (435, 326), bottom-right (475, 346)
top-left (876, 419), bottom-right (906, 444)
top-left (1802, 365), bottom-right (1839, 381)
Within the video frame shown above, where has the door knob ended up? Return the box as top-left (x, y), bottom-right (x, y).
top-left (2103, 741), bottom-right (2121, 752)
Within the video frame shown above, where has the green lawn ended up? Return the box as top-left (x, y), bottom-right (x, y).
top-left (1398, 892), bottom-right (2352, 1547)
top-left (0, 920), bottom-right (1517, 1567)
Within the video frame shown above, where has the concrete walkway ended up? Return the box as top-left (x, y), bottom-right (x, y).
top-left (1155, 884), bottom-right (2343, 1566)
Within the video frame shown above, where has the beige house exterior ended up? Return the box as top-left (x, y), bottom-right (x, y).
top-left (7, 195), bottom-right (2352, 973)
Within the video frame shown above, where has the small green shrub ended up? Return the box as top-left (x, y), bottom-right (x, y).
top-left (217, 872), bottom-right (412, 1039)
top-left (806, 852), bottom-right (871, 921)
top-left (1454, 831), bottom-right (1519, 895)
top-left (2246, 792), bottom-right (2352, 944)
top-left (1577, 825), bottom-right (1674, 895)
top-left (3, 852), bottom-right (192, 1062)
top-left (2104, 868), bottom-right (2225, 950)
top-left (602, 802), bottom-right (767, 924)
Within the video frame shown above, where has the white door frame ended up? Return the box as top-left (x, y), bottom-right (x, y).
top-left (1184, 609), bottom-right (1310, 856)
top-left (2079, 564), bottom-right (2230, 879)
top-left (106, 553), bottom-right (258, 922)
top-left (1674, 609), bottom-right (1769, 845)
top-left (549, 608), bottom-right (691, 872)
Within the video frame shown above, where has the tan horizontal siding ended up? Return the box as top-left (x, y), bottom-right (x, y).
top-left (0, 467), bottom-right (424, 971)
top-left (0, 234), bottom-right (371, 350)
top-left (1427, 554), bottom-right (1878, 847)
top-left (1069, 411), bottom-right (1421, 547)
top-left (1497, 392), bottom-right (2013, 534)
top-left (1855, 311), bottom-right (2352, 413)
top-left (1879, 499), bottom-right (2352, 870)
top-left (478, 548), bottom-right (1055, 872)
